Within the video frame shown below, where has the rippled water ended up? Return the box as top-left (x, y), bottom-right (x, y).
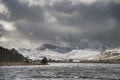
top-left (0, 63), bottom-right (120, 80)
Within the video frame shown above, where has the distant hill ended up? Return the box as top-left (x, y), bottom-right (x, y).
top-left (38, 44), bottom-right (73, 53)
top-left (0, 46), bottom-right (26, 62)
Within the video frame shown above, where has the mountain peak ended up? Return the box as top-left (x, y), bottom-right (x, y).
top-left (38, 44), bottom-right (73, 53)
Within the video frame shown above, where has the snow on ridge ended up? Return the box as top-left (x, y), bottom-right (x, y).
top-left (66, 49), bottom-right (100, 60)
top-left (18, 48), bottom-right (101, 61)
top-left (18, 47), bottom-right (120, 61)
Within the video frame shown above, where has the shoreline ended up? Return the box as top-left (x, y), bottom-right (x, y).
top-left (0, 61), bottom-right (120, 66)
top-left (0, 62), bottom-right (48, 66)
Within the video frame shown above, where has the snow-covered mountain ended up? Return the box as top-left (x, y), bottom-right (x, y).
top-left (100, 48), bottom-right (120, 61)
top-left (1, 39), bottom-right (116, 62)
top-left (0, 38), bottom-right (119, 62)
top-left (18, 48), bottom-right (101, 61)
top-left (18, 44), bottom-right (101, 61)
top-left (17, 44), bottom-right (120, 62)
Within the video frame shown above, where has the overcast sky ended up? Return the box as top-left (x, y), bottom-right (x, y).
top-left (0, 0), bottom-right (120, 48)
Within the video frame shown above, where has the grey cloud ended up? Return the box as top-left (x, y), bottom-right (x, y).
top-left (47, 1), bottom-right (120, 47)
top-left (0, 0), bottom-right (120, 48)
top-left (1, 0), bottom-right (44, 22)
top-left (0, 24), bottom-right (4, 37)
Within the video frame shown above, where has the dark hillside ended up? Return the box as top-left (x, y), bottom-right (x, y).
top-left (0, 46), bottom-right (25, 62)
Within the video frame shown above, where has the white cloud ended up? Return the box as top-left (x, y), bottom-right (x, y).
top-left (0, 20), bottom-right (16, 31)
top-left (77, 0), bottom-right (97, 4)
top-left (19, 0), bottom-right (47, 7)
top-left (0, 0), bottom-right (10, 18)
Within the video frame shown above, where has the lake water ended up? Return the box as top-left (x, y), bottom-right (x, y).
top-left (0, 63), bottom-right (120, 80)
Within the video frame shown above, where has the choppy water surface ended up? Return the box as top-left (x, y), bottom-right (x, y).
top-left (0, 63), bottom-right (120, 80)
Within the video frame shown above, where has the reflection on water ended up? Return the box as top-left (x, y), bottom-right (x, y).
top-left (0, 63), bottom-right (120, 80)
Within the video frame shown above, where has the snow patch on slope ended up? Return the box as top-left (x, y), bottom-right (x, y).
top-left (66, 49), bottom-right (100, 60)
top-left (18, 48), bottom-right (101, 61)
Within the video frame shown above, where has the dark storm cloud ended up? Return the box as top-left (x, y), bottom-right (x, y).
top-left (16, 22), bottom-right (61, 42)
top-left (51, 1), bottom-right (110, 27)
top-left (1, 0), bottom-right (44, 22)
top-left (46, 1), bottom-right (120, 47)
top-left (0, 0), bottom-right (120, 48)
